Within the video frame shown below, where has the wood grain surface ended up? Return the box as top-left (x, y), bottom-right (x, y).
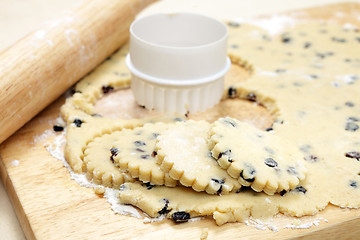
top-left (1, 2), bottom-right (360, 240)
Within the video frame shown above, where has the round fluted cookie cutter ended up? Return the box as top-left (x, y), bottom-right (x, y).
top-left (126, 12), bottom-right (231, 113)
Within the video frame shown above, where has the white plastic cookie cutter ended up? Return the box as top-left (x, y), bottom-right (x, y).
top-left (126, 12), bottom-right (231, 114)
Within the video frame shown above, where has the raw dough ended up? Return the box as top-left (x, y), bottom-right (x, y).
top-left (60, 19), bottom-right (360, 225)
top-left (210, 117), bottom-right (307, 195)
top-left (155, 120), bottom-right (241, 194)
top-left (112, 122), bottom-right (177, 187)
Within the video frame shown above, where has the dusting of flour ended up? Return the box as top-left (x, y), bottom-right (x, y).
top-left (42, 122), bottom-right (328, 231)
top-left (44, 128), bottom-right (144, 220)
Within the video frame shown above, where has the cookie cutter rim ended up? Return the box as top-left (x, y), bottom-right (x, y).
top-left (127, 12), bottom-right (230, 113)
top-left (126, 55), bottom-right (231, 86)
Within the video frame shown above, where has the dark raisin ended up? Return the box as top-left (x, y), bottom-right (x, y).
top-left (184, 111), bottom-right (189, 118)
top-left (316, 52), bottom-right (326, 59)
top-left (228, 22), bottom-right (240, 28)
top-left (264, 158), bottom-right (278, 167)
top-left (265, 127), bottom-right (273, 132)
top-left (304, 155), bottom-right (319, 163)
top-left (331, 37), bottom-right (346, 43)
top-left (246, 92), bottom-right (257, 102)
top-left (151, 151), bottom-right (157, 158)
top-left (73, 119), bottom-right (83, 127)
top-left (91, 113), bottom-right (103, 117)
top-left (240, 170), bottom-right (255, 182)
top-left (110, 147), bottom-right (119, 163)
top-left (134, 141), bottom-right (146, 147)
top-left (172, 211), bottom-right (190, 223)
top-left (236, 186), bottom-right (251, 193)
top-left (218, 150), bottom-right (231, 159)
top-left (218, 150), bottom-right (233, 162)
top-left (350, 181), bottom-right (357, 188)
top-left (70, 89), bottom-right (82, 95)
top-left (294, 186), bottom-right (307, 194)
top-left (223, 118), bottom-right (237, 127)
top-left (140, 105), bottom-right (146, 109)
top-left (158, 199), bottom-right (170, 215)
top-left (228, 86), bottom-right (237, 98)
top-left (345, 122), bottom-right (359, 132)
top-left (304, 42), bottom-right (312, 48)
top-left (345, 102), bottom-right (354, 107)
top-left (110, 147), bottom-right (119, 156)
top-left (279, 190), bottom-right (287, 196)
top-left (174, 117), bottom-right (185, 122)
top-left (144, 182), bottom-right (155, 190)
top-left (287, 167), bottom-right (297, 175)
top-left (212, 178), bottom-right (225, 184)
top-left (141, 154), bottom-right (151, 159)
top-left (275, 69), bottom-right (287, 73)
top-left (136, 148), bottom-right (145, 153)
top-left (345, 151), bottom-right (360, 161)
top-left (53, 125), bottom-right (64, 132)
top-left (281, 36), bottom-right (291, 43)
top-left (102, 85), bottom-right (114, 94)
top-left (348, 117), bottom-right (359, 122)
top-left (216, 185), bottom-right (223, 195)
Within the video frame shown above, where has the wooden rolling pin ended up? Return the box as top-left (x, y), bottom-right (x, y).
top-left (0, 0), bottom-right (157, 144)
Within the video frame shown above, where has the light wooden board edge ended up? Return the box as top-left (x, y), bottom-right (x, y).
top-left (0, 155), bottom-right (35, 240)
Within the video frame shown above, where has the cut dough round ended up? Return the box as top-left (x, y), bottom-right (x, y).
top-left (112, 122), bottom-right (177, 187)
top-left (210, 117), bottom-right (307, 195)
top-left (83, 131), bottom-right (135, 188)
top-left (155, 120), bottom-right (241, 194)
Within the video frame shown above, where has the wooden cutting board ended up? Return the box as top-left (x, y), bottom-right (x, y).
top-left (1, 3), bottom-right (360, 240)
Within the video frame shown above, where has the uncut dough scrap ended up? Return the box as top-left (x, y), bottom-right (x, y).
top-left (118, 22), bottom-right (360, 223)
top-left (61, 20), bottom-right (360, 225)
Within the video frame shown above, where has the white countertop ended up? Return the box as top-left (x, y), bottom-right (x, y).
top-left (0, 0), bottom-right (353, 239)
